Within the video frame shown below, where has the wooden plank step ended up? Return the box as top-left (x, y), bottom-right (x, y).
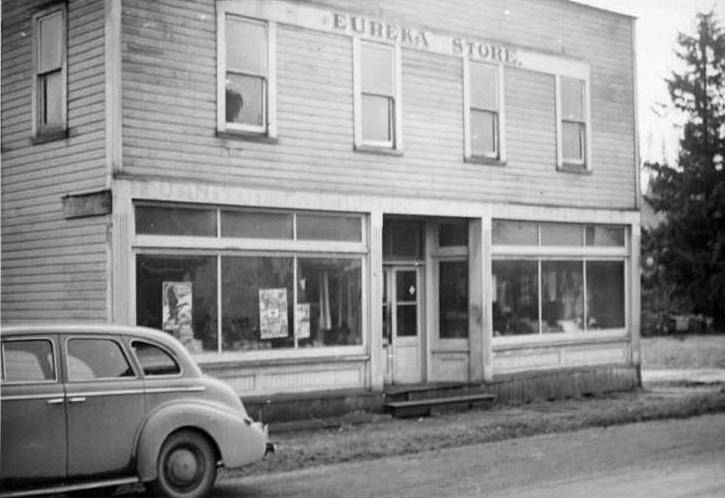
top-left (384, 393), bottom-right (496, 418)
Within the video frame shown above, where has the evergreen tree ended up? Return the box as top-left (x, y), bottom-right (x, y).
top-left (644, 11), bottom-right (725, 327)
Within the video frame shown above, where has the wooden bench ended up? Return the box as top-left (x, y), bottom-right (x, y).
top-left (384, 393), bottom-right (496, 418)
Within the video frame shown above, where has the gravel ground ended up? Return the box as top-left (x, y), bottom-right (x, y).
top-left (226, 383), bottom-right (725, 479)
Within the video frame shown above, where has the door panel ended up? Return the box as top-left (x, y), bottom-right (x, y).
top-left (64, 336), bottom-right (145, 478)
top-left (385, 267), bottom-right (423, 384)
top-left (0, 336), bottom-right (66, 483)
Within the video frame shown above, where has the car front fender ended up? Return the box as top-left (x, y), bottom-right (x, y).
top-left (135, 401), bottom-right (267, 482)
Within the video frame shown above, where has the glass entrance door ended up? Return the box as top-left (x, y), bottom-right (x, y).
top-left (383, 266), bottom-right (423, 384)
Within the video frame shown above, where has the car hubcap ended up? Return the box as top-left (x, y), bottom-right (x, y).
top-left (166, 447), bottom-right (201, 488)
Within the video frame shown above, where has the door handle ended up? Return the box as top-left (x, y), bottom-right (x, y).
top-left (68, 396), bottom-right (86, 403)
top-left (46, 397), bottom-right (64, 405)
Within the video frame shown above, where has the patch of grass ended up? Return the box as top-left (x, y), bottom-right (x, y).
top-left (641, 335), bottom-right (725, 368)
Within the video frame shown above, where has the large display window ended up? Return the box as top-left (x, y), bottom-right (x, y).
top-left (134, 204), bottom-right (365, 355)
top-left (492, 220), bottom-right (627, 337)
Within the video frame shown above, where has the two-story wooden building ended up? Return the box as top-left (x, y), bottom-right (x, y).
top-left (2, 0), bottom-right (641, 405)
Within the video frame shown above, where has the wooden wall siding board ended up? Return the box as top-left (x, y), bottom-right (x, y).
top-left (1, 0), bottom-right (109, 323)
top-left (119, 0), bottom-right (635, 209)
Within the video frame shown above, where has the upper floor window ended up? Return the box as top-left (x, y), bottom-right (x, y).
top-left (557, 76), bottom-right (590, 170)
top-left (217, 11), bottom-right (276, 137)
top-left (465, 61), bottom-right (505, 163)
top-left (354, 40), bottom-right (402, 152)
top-left (32, 6), bottom-right (67, 138)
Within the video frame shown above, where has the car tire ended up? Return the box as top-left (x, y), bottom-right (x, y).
top-left (150, 430), bottom-right (218, 498)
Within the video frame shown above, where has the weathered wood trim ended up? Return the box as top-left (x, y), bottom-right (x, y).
top-left (122, 178), bottom-right (640, 224)
top-left (61, 189), bottom-right (112, 218)
top-left (468, 218), bottom-right (485, 382)
top-left (632, 17), bottom-right (642, 209)
top-left (629, 224), bottom-right (642, 368)
top-left (493, 330), bottom-right (629, 351)
top-left (105, 0), bottom-right (121, 179)
top-left (368, 210), bottom-right (384, 390)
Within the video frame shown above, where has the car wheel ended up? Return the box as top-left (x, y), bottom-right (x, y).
top-left (151, 430), bottom-right (217, 498)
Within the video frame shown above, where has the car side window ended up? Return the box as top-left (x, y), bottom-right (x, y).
top-left (1, 339), bottom-right (56, 383)
top-left (67, 338), bottom-right (134, 381)
top-left (131, 341), bottom-right (181, 376)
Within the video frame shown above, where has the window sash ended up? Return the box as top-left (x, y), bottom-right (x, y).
top-left (361, 93), bottom-right (394, 146)
top-left (33, 6), bottom-right (66, 135)
top-left (225, 71), bottom-right (267, 129)
top-left (562, 120), bottom-right (586, 164)
top-left (470, 109), bottom-right (499, 158)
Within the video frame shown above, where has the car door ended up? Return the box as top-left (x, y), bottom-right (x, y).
top-left (0, 334), bottom-right (66, 483)
top-left (63, 334), bottom-right (145, 478)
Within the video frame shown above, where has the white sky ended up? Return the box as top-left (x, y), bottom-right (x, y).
top-left (576, 0), bottom-right (724, 166)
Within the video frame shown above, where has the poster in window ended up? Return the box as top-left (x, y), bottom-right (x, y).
top-left (162, 282), bottom-right (200, 351)
top-left (295, 303), bottom-right (311, 339)
top-left (259, 288), bottom-right (288, 339)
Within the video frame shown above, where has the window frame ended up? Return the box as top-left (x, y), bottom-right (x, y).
top-left (216, 7), bottom-right (277, 138)
top-left (555, 74), bottom-right (592, 172)
top-left (130, 340), bottom-right (183, 378)
top-left (353, 38), bottom-right (403, 153)
top-left (491, 220), bottom-right (629, 344)
top-left (463, 59), bottom-right (506, 164)
top-left (131, 203), bottom-right (369, 361)
top-left (31, 5), bottom-right (68, 139)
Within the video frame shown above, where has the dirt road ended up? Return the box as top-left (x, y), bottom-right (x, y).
top-left (217, 413), bottom-right (725, 497)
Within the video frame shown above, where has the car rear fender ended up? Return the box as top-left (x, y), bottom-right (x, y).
top-left (135, 401), bottom-right (266, 482)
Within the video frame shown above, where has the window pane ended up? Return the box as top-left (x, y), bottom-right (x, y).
top-left (297, 258), bottom-right (362, 347)
top-left (42, 71), bottom-right (64, 128)
top-left (221, 256), bottom-right (294, 351)
top-left (2, 340), bottom-right (54, 382)
top-left (586, 261), bottom-right (625, 329)
top-left (383, 220), bottom-right (423, 259)
top-left (297, 214), bottom-right (362, 242)
top-left (136, 255), bottom-right (218, 353)
top-left (221, 210), bottom-right (293, 239)
top-left (439, 261), bottom-right (469, 339)
top-left (471, 109), bottom-right (497, 157)
top-left (396, 270), bottom-right (417, 302)
top-left (226, 73), bottom-right (265, 126)
top-left (135, 205), bottom-right (216, 236)
top-left (362, 94), bottom-right (392, 143)
top-left (492, 220), bottom-right (538, 245)
top-left (361, 43), bottom-right (393, 95)
top-left (67, 339), bottom-right (133, 380)
top-left (562, 121), bottom-right (585, 162)
top-left (439, 219), bottom-right (468, 247)
top-left (396, 305), bottom-right (418, 337)
top-left (38, 12), bottom-right (63, 72)
top-left (542, 261), bottom-right (584, 333)
top-left (561, 77), bottom-right (584, 120)
top-left (225, 16), bottom-right (266, 74)
top-left (492, 260), bottom-right (539, 335)
top-left (585, 225), bottom-right (625, 247)
top-left (132, 342), bottom-right (180, 376)
top-left (470, 63), bottom-right (497, 110)
top-left (540, 223), bottom-right (583, 246)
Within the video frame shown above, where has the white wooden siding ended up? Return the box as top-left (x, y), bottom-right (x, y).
top-left (119, 0), bottom-right (635, 209)
top-left (1, 0), bottom-right (109, 323)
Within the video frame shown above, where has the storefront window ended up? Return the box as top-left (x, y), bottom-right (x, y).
top-left (297, 258), bottom-right (362, 346)
top-left (221, 256), bottom-right (294, 351)
top-left (383, 220), bottom-right (423, 259)
top-left (587, 261), bottom-right (625, 329)
top-left (492, 220), bottom-right (538, 245)
top-left (540, 223), bottom-right (583, 246)
top-left (585, 225), bottom-right (625, 247)
top-left (492, 260), bottom-right (540, 336)
top-left (297, 214), bottom-right (362, 242)
top-left (439, 261), bottom-right (468, 338)
top-left (542, 260), bottom-right (584, 332)
top-left (136, 255), bottom-right (218, 353)
top-left (136, 206), bottom-right (217, 237)
top-left (439, 220), bottom-right (468, 247)
top-left (221, 210), bottom-right (293, 239)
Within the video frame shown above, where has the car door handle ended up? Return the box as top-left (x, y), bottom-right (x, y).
top-left (46, 397), bottom-right (65, 405)
top-left (68, 396), bottom-right (86, 403)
